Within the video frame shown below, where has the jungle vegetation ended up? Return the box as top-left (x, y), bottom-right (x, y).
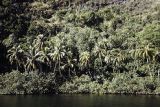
top-left (0, 0), bottom-right (160, 94)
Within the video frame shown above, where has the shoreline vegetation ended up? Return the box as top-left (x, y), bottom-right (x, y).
top-left (0, 0), bottom-right (160, 95)
top-left (1, 71), bottom-right (160, 95)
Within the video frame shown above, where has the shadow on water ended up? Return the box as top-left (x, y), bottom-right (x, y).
top-left (0, 94), bottom-right (160, 107)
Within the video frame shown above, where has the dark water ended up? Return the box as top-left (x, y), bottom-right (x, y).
top-left (0, 95), bottom-right (160, 107)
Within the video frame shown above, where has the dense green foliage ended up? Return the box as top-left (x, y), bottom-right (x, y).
top-left (0, 71), bottom-right (56, 94)
top-left (0, 0), bottom-right (160, 94)
top-left (60, 74), bottom-right (160, 94)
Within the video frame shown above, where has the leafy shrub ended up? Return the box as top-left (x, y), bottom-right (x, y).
top-left (107, 74), bottom-right (160, 94)
top-left (27, 20), bottom-right (62, 36)
top-left (97, 8), bottom-right (114, 21)
top-left (59, 75), bottom-right (106, 94)
top-left (110, 16), bottom-right (125, 30)
top-left (139, 23), bottom-right (160, 47)
top-left (107, 74), bottom-right (131, 93)
top-left (30, 2), bottom-right (50, 10)
top-left (59, 74), bottom-right (160, 94)
top-left (65, 12), bottom-right (77, 22)
top-left (78, 10), bottom-right (103, 26)
top-left (136, 65), bottom-right (150, 77)
top-left (0, 71), bottom-right (56, 94)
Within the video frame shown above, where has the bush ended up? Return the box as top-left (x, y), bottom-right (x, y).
top-left (107, 74), bottom-right (160, 94)
top-left (110, 16), bottom-right (125, 30)
top-left (0, 71), bottom-right (57, 94)
top-left (59, 74), bottom-right (160, 94)
top-left (139, 24), bottom-right (160, 47)
top-left (97, 8), bottom-right (114, 21)
top-left (59, 75), bottom-right (106, 94)
top-left (136, 65), bottom-right (150, 77)
top-left (27, 20), bottom-right (62, 36)
top-left (78, 10), bottom-right (103, 26)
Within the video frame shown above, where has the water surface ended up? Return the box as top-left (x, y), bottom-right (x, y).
top-left (0, 95), bottom-right (160, 107)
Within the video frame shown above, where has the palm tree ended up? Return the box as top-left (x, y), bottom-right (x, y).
top-left (39, 47), bottom-right (51, 65)
top-left (24, 46), bottom-right (43, 72)
top-left (7, 45), bottom-right (24, 70)
top-left (131, 44), bottom-right (156, 63)
top-left (33, 34), bottom-right (45, 51)
top-left (105, 49), bottom-right (127, 73)
top-left (130, 44), bottom-right (157, 79)
top-left (93, 40), bottom-right (107, 66)
top-left (49, 46), bottom-right (66, 76)
top-left (61, 51), bottom-right (77, 76)
top-left (38, 46), bottom-right (52, 72)
top-left (79, 51), bottom-right (91, 75)
top-left (153, 48), bottom-right (160, 81)
top-left (107, 49), bottom-right (126, 64)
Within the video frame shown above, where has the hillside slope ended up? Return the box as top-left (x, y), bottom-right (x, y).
top-left (0, 0), bottom-right (160, 94)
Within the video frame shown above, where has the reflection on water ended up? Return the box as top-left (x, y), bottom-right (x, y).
top-left (0, 95), bottom-right (160, 107)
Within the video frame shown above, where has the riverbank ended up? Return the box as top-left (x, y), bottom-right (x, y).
top-left (1, 71), bottom-right (160, 95)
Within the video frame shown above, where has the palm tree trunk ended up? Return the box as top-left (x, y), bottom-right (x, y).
top-left (16, 61), bottom-right (19, 71)
top-left (54, 62), bottom-right (57, 74)
top-left (100, 55), bottom-right (103, 67)
top-left (69, 68), bottom-right (71, 77)
top-left (73, 68), bottom-right (76, 76)
top-left (58, 60), bottom-right (62, 77)
top-left (39, 63), bottom-right (43, 72)
top-left (158, 70), bottom-right (160, 81)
